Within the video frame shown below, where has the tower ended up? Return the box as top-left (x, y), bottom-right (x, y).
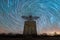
top-left (22, 15), bottom-right (39, 35)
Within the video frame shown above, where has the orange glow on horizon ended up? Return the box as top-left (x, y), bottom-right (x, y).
top-left (46, 31), bottom-right (60, 36)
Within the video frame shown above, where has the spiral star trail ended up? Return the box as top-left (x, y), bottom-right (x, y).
top-left (0, 0), bottom-right (60, 34)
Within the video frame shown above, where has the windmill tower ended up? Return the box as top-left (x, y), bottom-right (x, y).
top-left (22, 15), bottom-right (39, 35)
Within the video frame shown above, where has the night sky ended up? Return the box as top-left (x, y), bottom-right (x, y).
top-left (0, 0), bottom-right (60, 35)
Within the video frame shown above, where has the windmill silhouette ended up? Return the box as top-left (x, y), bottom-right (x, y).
top-left (22, 15), bottom-right (39, 35)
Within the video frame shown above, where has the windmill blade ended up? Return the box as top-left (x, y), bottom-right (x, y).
top-left (22, 16), bottom-right (27, 19)
top-left (21, 16), bottom-right (29, 19)
top-left (33, 16), bottom-right (39, 19)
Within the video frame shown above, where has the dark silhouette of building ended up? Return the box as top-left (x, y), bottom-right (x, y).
top-left (22, 15), bottom-right (39, 35)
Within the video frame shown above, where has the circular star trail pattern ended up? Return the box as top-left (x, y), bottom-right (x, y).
top-left (0, 0), bottom-right (60, 34)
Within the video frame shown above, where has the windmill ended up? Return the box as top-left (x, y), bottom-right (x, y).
top-left (22, 15), bottom-right (39, 35)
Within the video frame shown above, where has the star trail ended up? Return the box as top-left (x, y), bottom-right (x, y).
top-left (0, 0), bottom-right (60, 34)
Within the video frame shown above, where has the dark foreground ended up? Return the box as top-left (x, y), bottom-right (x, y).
top-left (0, 34), bottom-right (60, 40)
top-left (0, 37), bottom-right (60, 40)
